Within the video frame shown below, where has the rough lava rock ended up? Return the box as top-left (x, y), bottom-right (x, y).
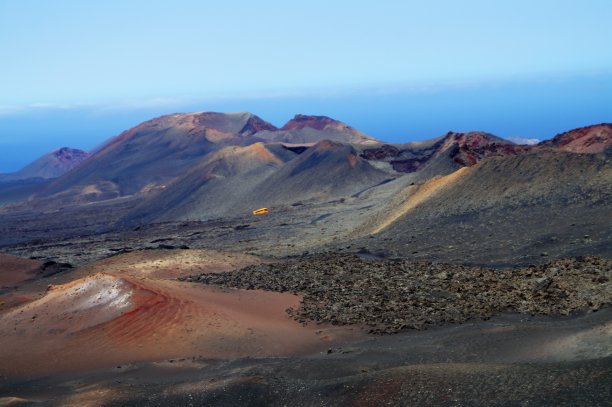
top-left (190, 254), bottom-right (612, 334)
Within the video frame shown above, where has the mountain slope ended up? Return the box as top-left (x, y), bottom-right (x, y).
top-left (358, 149), bottom-right (612, 265)
top-left (249, 140), bottom-right (390, 205)
top-left (37, 112), bottom-right (275, 199)
top-left (122, 142), bottom-right (298, 223)
top-left (538, 123), bottom-right (612, 153)
top-left (0, 147), bottom-right (91, 182)
top-left (121, 140), bottom-right (390, 224)
top-left (253, 115), bottom-right (379, 145)
top-left (361, 131), bottom-right (529, 175)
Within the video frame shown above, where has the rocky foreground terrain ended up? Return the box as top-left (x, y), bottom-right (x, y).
top-left (2, 309), bottom-right (611, 406)
top-left (189, 253), bottom-right (612, 334)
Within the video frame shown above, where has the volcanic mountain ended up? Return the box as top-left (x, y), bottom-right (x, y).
top-left (0, 147), bottom-right (92, 207)
top-left (4, 115), bottom-right (610, 251)
top-left (0, 147), bottom-right (91, 182)
top-left (360, 131), bottom-right (529, 176)
top-left (32, 113), bottom-right (382, 206)
top-left (538, 123), bottom-right (612, 153)
top-left (359, 146), bottom-right (612, 265)
top-left (123, 142), bottom-right (298, 224)
top-left (123, 140), bottom-right (389, 224)
top-left (250, 140), bottom-right (389, 204)
top-left (253, 114), bottom-right (379, 145)
top-left (37, 112), bottom-right (277, 200)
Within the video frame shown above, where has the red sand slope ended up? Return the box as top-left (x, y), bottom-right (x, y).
top-left (0, 254), bottom-right (41, 287)
top-left (0, 272), bottom-right (351, 376)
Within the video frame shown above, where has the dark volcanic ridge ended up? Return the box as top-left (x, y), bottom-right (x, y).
top-left (188, 253), bottom-right (612, 334)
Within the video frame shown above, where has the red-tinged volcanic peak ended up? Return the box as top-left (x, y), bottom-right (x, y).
top-left (254, 115), bottom-right (379, 145)
top-left (97, 112), bottom-right (269, 151)
top-left (361, 132), bottom-right (530, 174)
top-left (39, 112), bottom-right (273, 199)
top-left (191, 112), bottom-right (277, 136)
top-left (438, 131), bottom-right (530, 167)
top-left (1, 147), bottom-right (91, 181)
top-left (443, 131), bottom-right (515, 150)
top-left (281, 114), bottom-right (345, 131)
top-left (239, 114), bottom-right (278, 135)
top-left (538, 123), bottom-right (612, 153)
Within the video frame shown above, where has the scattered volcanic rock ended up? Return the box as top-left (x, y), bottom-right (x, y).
top-left (77, 248), bottom-right (265, 280)
top-left (436, 131), bottom-right (530, 166)
top-left (191, 253), bottom-right (612, 334)
top-left (37, 260), bottom-right (73, 278)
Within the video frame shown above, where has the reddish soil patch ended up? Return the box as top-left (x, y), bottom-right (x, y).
top-left (281, 114), bottom-right (337, 131)
top-left (0, 272), bottom-right (355, 376)
top-left (540, 123), bottom-right (611, 153)
top-left (0, 254), bottom-right (41, 287)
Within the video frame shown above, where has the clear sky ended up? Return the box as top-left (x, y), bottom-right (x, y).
top-left (1, 0), bottom-right (612, 172)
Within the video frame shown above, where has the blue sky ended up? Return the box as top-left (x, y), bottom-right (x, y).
top-left (1, 0), bottom-right (612, 172)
